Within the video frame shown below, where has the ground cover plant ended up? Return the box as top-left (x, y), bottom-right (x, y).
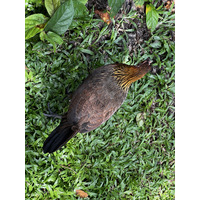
top-left (25, 0), bottom-right (175, 199)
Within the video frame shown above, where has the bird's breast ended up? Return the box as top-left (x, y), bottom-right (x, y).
top-left (66, 67), bottom-right (128, 133)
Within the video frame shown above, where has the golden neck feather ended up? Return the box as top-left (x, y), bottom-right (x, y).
top-left (113, 63), bottom-right (150, 91)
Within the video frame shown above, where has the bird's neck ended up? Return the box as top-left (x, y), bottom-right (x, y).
top-left (113, 64), bottom-right (148, 91)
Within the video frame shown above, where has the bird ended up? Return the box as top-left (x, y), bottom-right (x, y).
top-left (43, 60), bottom-right (151, 153)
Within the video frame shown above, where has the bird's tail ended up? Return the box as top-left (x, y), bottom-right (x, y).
top-left (43, 123), bottom-right (78, 153)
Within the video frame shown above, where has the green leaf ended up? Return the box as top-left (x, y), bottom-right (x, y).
top-left (79, 0), bottom-right (88, 4)
top-left (44, 33), bottom-right (57, 52)
top-left (32, 41), bottom-right (44, 50)
top-left (45, 0), bottom-right (74, 35)
top-left (146, 4), bottom-right (159, 32)
top-left (39, 31), bottom-right (46, 41)
top-left (25, 14), bottom-right (49, 39)
top-left (72, 0), bottom-right (88, 19)
top-left (69, 0), bottom-right (89, 29)
top-left (80, 48), bottom-right (94, 55)
top-left (150, 40), bottom-right (161, 48)
top-left (108, 0), bottom-right (125, 18)
top-left (41, 31), bottom-right (63, 52)
top-left (47, 31), bottom-right (63, 45)
top-left (45, 0), bottom-right (61, 16)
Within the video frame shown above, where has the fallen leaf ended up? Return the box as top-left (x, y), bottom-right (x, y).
top-left (25, 66), bottom-right (30, 71)
top-left (136, 112), bottom-right (146, 127)
top-left (165, 1), bottom-right (171, 9)
top-left (165, 0), bottom-right (175, 12)
top-left (76, 189), bottom-right (88, 198)
top-left (95, 10), bottom-right (112, 25)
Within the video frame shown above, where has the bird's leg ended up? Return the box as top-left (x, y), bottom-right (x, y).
top-left (43, 103), bottom-right (62, 119)
top-left (43, 113), bottom-right (62, 119)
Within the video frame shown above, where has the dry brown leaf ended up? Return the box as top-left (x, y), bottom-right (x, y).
top-left (94, 10), bottom-right (112, 25)
top-left (25, 66), bottom-right (30, 71)
top-left (165, 1), bottom-right (171, 9)
top-left (165, 0), bottom-right (175, 11)
top-left (76, 189), bottom-right (88, 198)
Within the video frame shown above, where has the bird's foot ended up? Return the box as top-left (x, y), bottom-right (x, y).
top-left (43, 103), bottom-right (62, 119)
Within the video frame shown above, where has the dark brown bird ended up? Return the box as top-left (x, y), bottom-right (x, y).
top-left (43, 60), bottom-right (151, 153)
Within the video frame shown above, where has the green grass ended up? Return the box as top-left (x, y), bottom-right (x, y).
top-left (25, 5), bottom-right (175, 200)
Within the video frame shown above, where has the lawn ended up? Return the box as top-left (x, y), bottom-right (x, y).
top-left (25, 1), bottom-right (175, 199)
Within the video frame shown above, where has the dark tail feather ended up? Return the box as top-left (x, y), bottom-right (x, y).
top-left (43, 124), bottom-right (78, 153)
